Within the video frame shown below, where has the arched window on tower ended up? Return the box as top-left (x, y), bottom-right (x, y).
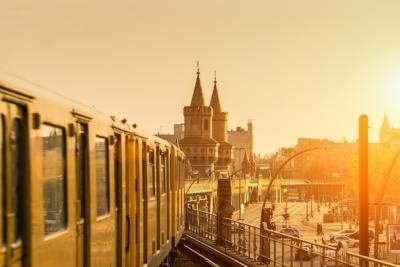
top-left (204, 119), bottom-right (208, 131)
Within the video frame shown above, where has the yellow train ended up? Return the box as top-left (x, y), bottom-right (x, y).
top-left (0, 78), bottom-right (186, 267)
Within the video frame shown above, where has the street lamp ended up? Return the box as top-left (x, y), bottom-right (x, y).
top-left (260, 145), bottom-right (336, 226)
top-left (303, 178), bottom-right (315, 219)
top-left (258, 146), bottom-right (333, 262)
top-left (233, 147), bottom-right (246, 220)
top-left (373, 148), bottom-right (400, 260)
top-left (261, 146), bottom-right (334, 210)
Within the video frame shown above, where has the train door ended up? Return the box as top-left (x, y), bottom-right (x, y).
top-left (141, 142), bottom-right (148, 264)
top-left (156, 147), bottom-right (160, 251)
top-left (114, 134), bottom-right (122, 267)
top-left (1, 103), bottom-right (27, 267)
top-left (133, 139), bottom-right (140, 267)
top-left (125, 136), bottom-right (133, 267)
top-left (76, 122), bottom-right (89, 267)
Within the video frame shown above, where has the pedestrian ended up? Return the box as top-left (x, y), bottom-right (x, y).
top-left (320, 223), bottom-right (324, 235)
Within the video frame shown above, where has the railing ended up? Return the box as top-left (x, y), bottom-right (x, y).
top-left (186, 208), bottom-right (217, 241)
top-left (185, 207), bottom-right (398, 267)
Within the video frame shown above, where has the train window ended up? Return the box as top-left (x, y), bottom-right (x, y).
top-left (160, 154), bottom-right (166, 194)
top-left (11, 119), bottom-right (24, 242)
top-left (142, 144), bottom-right (147, 202)
top-left (148, 150), bottom-right (155, 197)
top-left (42, 124), bottom-right (67, 235)
top-left (1, 116), bottom-right (5, 245)
top-left (96, 137), bottom-right (110, 217)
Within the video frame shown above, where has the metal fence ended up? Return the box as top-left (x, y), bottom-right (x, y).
top-left (185, 207), bottom-right (399, 267)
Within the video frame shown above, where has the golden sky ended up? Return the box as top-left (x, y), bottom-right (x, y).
top-left (1, 0), bottom-right (400, 154)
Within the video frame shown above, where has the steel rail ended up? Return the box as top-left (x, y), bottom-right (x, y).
top-left (184, 234), bottom-right (248, 267)
top-left (183, 244), bottom-right (220, 267)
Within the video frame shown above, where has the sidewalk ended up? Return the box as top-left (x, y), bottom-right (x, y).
top-left (300, 203), bottom-right (349, 232)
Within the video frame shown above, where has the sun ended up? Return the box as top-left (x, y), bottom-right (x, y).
top-left (390, 76), bottom-right (400, 100)
top-left (383, 70), bottom-right (400, 110)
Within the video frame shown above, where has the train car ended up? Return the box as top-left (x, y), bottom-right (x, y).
top-left (170, 144), bottom-right (186, 246)
top-left (0, 76), bottom-right (186, 267)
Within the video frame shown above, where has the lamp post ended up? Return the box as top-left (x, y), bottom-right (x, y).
top-left (341, 174), bottom-right (344, 230)
top-left (303, 178), bottom-right (314, 220)
top-left (310, 179), bottom-right (314, 218)
top-left (259, 146), bottom-right (333, 262)
top-left (261, 146), bottom-right (335, 214)
top-left (373, 148), bottom-right (400, 260)
top-left (233, 147), bottom-right (246, 220)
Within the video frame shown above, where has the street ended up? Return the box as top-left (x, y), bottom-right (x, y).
top-left (233, 201), bottom-right (360, 250)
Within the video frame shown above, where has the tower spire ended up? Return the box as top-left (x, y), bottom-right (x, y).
top-left (190, 61), bottom-right (205, 106)
top-left (210, 70), bottom-right (222, 113)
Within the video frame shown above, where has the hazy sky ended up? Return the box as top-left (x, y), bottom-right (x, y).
top-left (1, 1), bottom-right (400, 154)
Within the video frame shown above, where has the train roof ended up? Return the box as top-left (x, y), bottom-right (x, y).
top-left (0, 74), bottom-right (147, 139)
top-left (0, 74), bottom-right (183, 151)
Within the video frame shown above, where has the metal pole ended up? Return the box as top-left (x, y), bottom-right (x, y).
top-left (306, 202), bottom-right (309, 221)
top-left (373, 148), bottom-right (400, 259)
top-left (239, 169), bottom-right (242, 220)
top-left (359, 114), bottom-right (369, 257)
top-left (310, 180), bottom-right (313, 218)
top-left (341, 174), bottom-right (344, 230)
top-left (285, 200), bottom-right (288, 226)
top-left (239, 149), bottom-right (242, 220)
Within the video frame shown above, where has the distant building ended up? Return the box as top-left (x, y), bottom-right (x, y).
top-left (380, 114), bottom-right (400, 147)
top-left (156, 123), bottom-right (184, 145)
top-left (157, 67), bottom-right (240, 177)
top-left (156, 65), bottom-right (257, 213)
top-left (227, 121), bottom-right (254, 171)
top-left (179, 67), bottom-right (220, 177)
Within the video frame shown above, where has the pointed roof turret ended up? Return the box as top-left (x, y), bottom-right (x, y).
top-left (242, 151), bottom-right (250, 174)
top-left (210, 71), bottom-right (222, 113)
top-left (249, 153), bottom-right (255, 164)
top-left (242, 151), bottom-right (249, 165)
top-left (190, 62), bottom-right (206, 107)
top-left (380, 114), bottom-right (391, 132)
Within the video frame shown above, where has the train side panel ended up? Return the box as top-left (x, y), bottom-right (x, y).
top-left (89, 118), bottom-right (116, 267)
top-left (27, 93), bottom-right (76, 267)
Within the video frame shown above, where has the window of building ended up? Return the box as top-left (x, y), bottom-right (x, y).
top-left (42, 124), bottom-right (67, 235)
top-left (204, 119), bottom-right (208, 130)
top-left (96, 137), bottom-right (109, 217)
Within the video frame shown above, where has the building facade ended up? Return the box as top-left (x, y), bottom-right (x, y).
top-left (179, 68), bottom-right (234, 178)
top-left (157, 66), bottom-right (258, 213)
top-left (227, 121), bottom-right (254, 171)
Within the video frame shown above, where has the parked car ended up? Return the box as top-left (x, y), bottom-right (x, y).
top-left (333, 236), bottom-right (359, 248)
top-left (347, 229), bottom-right (374, 241)
top-left (330, 229), bottom-right (357, 239)
top-left (279, 226), bottom-right (300, 238)
top-left (295, 244), bottom-right (318, 261)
